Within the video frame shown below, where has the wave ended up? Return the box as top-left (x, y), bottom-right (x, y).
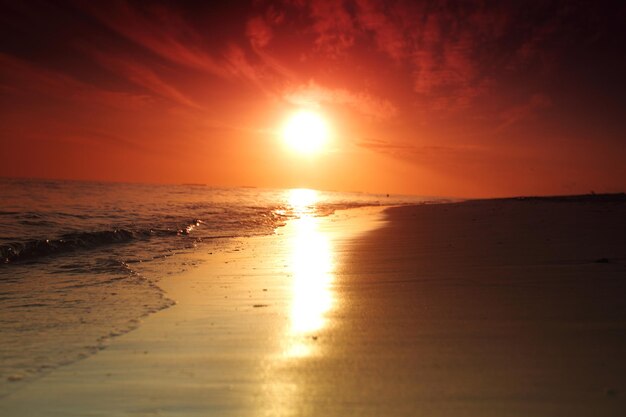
top-left (0, 220), bottom-right (203, 264)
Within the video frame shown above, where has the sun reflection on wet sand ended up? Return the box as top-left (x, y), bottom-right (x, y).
top-left (259, 190), bottom-right (385, 416)
top-left (283, 189), bottom-right (334, 358)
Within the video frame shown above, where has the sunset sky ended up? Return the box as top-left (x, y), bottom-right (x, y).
top-left (1, 0), bottom-right (625, 197)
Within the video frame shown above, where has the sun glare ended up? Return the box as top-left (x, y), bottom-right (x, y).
top-left (282, 110), bottom-right (329, 154)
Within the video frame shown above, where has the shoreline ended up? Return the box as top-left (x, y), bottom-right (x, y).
top-left (2, 198), bottom-right (625, 416)
top-left (0, 205), bottom-right (388, 416)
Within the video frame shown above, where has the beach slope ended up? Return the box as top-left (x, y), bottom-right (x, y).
top-left (294, 196), bottom-right (626, 416)
top-left (1, 197), bottom-right (625, 416)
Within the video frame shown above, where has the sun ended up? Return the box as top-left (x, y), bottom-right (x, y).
top-left (282, 110), bottom-right (329, 154)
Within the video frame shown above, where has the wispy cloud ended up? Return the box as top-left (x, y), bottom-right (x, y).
top-left (246, 16), bottom-right (274, 49)
top-left (79, 1), bottom-right (232, 78)
top-left (495, 93), bottom-right (553, 133)
top-left (308, 0), bottom-right (357, 57)
top-left (0, 53), bottom-right (152, 110)
top-left (88, 49), bottom-right (202, 109)
top-left (283, 80), bottom-right (397, 119)
top-left (358, 138), bottom-right (486, 160)
top-left (355, 0), bottom-right (408, 61)
top-left (84, 2), bottom-right (299, 102)
top-left (278, 0), bottom-right (572, 115)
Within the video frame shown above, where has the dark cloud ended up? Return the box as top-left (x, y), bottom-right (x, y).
top-left (3, 0), bottom-right (623, 115)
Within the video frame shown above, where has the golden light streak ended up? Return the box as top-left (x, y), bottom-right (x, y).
top-left (283, 188), bottom-right (334, 357)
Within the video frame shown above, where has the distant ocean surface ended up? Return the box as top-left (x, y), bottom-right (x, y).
top-left (0, 178), bottom-right (436, 393)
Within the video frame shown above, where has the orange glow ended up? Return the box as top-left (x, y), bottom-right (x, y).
top-left (282, 110), bottom-right (329, 155)
top-left (1, 3), bottom-right (625, 197)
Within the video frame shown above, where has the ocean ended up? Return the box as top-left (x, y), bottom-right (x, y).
top-left (0, 178), bottom-right (435, 393)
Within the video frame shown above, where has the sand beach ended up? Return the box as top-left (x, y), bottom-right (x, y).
top-left (1, 196), bottom-right (625, 416)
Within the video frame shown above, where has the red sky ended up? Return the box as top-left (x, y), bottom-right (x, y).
top-left (1, 0), bottom-right (625, 197)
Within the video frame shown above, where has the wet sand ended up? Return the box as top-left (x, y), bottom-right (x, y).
top-left (291, 197), bottom-right (626, 416)
top-left (1, 198), bottom-right (625, 416)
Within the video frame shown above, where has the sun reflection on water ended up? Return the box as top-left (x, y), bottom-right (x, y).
top-left (287, 188), bottom-right (318, 214)
top-left (284, 188), bottom-right (334, 358)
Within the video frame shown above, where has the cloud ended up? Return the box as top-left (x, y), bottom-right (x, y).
top-left (358, 138), bottom-right (415, 152)
top-left (496, 93), bottom-right (553, 132)
top-left (283, 80), bottom-right (397, 119)
top-left (358, 138), bottom-right (485, 161)
top-left (307, 0), bottom-right (357, 56)
top-left (83, 2), bottom-right (287, 103)
top-left (79, 1), bottom-right (232, 78)
top-left (283, 0), bottom-right (506, 110)
top-left (244, 14), bottom-right (299, 82)
top-left (221, 44), bottom-right (280, 98)
top-left (88, 49), bottom-right (202, 109)
top-left (355, 0), bottom-right (407, 61)
top-left (0, 53), bottom-right (152, 111)
top-left (81, 0), bottom-right (552, 118)
top-left (409, 8), bottom-right (493, 109)
top-left (84, 3), bottom-right (296, 101)
top-left (246, 16), bottom-right (273, 49)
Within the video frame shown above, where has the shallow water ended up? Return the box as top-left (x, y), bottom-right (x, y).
top-left (0, 178), bottom-right (435, 394)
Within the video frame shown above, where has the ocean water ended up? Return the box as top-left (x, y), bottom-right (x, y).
top-left (0, 178), bottom-right (434, 394)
